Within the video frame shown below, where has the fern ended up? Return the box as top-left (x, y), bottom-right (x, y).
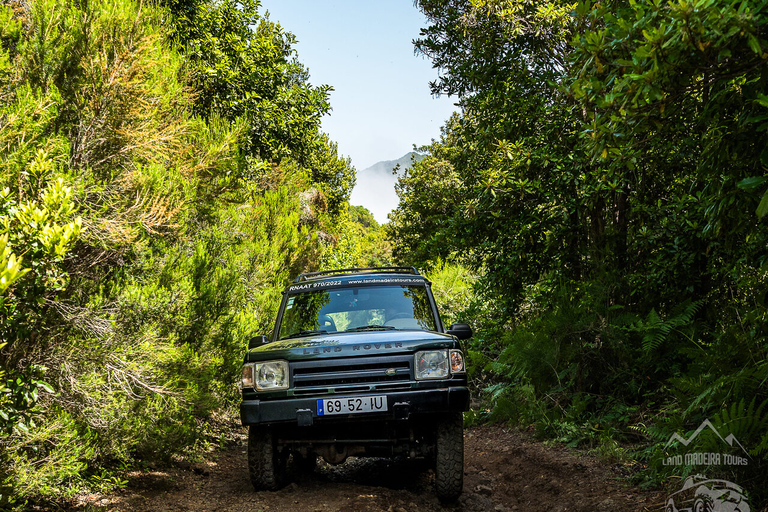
top-left (635, 300), bottom-right (703, 354)
top-left (680, 363), bottom-right (768, 416)
top-left (706, 398), bottom-right (768, 460)
top-left (681, 377), bottom-right (726, 415)
top-left (753, 431), bottom-right (768, 459)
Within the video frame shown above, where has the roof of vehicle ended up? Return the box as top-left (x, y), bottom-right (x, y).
top-left (293, 267), bottom-right (420, 283)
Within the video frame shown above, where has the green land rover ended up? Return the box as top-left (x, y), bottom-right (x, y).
top-left (240, 267), bottom-right (472, 501)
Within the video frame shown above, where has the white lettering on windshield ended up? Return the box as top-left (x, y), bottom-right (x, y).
top-left (287, 278), bottom-right (423, 292)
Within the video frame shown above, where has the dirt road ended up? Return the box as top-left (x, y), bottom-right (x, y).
top-left (75, 424), bottom-right (665, 512)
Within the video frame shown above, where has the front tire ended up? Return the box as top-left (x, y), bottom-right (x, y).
top-left (693, 498), bottom-right (711, 512)
top-left (434, 413), bottom-right (464, 502)
top-left (248, 425), bottom-right (286, 491)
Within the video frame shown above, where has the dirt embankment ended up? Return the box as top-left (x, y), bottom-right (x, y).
top-left (62, 424), bottom-right (666, 512)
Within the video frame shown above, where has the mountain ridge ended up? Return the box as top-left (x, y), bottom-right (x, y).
top-left (361, 151), bottom-right (426, 176)
top-left (350, 151), bottom-right (426, 224)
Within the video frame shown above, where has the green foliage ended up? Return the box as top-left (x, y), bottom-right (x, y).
top-left (167, 0), bottom-right (355, 212)
top-left (0, 362), bottom-right (51, 435)
top-left (320, 205), bottom-right (393, 269)
top-left (176, 0), bottom-right (330, 160)
top-left (392, 1), bottom-right (591, 305)
top-left (0, 235), bottom-right (27, 295)
top-left (425, 261), bottom-right (476, 327)
top-left (306, 135), bottom-right (356, 216)
top-left (629, 301), bottom-right (703, 355)
top-left (0, 0), bottom-right (352, 507)
top-left (389, 135), bottom-right (467, 267)
top-left (393, 0), bottom-right (768, 503)
top-left (347, 205), bottom-right (392, 267)
top-left (0, 148), bottom-right (81, 446)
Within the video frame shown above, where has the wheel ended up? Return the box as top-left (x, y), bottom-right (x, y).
top-left (248, 425), bottom-right (286, 490)
top-left (693, 498), bottom-right (711, 512)
top-left (434, 413), bottom-right (464, 502)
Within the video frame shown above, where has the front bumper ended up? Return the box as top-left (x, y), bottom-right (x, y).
top-left (240, 387), bottom-right (470, 426)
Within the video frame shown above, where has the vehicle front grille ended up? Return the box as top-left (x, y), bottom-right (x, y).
top-left (291, 355), bottom-right (412, 395)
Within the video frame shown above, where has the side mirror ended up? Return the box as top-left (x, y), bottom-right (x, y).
top-left (248, 335), bottom-right (268, 350)
top-left (447, 323), bottom-right (473, 340)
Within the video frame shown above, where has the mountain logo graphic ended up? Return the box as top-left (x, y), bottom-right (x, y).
top-left (664, 419), bottom-right (751, 457)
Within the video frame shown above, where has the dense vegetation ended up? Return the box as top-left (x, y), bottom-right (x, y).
top-left (391, 0), bottom-right (768, 500)
top-left (3, 0), bottom-right (767, 507)
top-left (0, 0), bottom-right (369, 507)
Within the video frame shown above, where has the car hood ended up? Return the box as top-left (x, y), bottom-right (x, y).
top-left (246, 330), bottom-right (456, 362)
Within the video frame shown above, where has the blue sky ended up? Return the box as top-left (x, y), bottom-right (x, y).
top-left (258, 1), bottom-right (458, 221)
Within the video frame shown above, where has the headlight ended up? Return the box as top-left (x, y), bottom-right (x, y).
top-left (242, 361), bottom-right (289, 391)
top-left (415, 350), bottom-right (449, 380)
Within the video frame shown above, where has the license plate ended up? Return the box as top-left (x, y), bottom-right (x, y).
top-left (317, 395), bottom-right (388, 416)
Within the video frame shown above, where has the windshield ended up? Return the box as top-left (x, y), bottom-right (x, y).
top-left (278, 285), bottom-right (437, 340)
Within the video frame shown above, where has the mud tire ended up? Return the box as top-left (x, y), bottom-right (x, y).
top-left (434, 413), bottom-right (464, 502)
top-left (248, 425), bottom-right (286, 491)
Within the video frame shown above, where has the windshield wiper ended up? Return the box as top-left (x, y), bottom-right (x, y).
top-left (281, 329), bottom-right (328, 340)
top-left (344, 325), bottom-right (397, 332)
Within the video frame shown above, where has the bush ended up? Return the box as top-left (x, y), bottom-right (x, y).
top-left (0, 0), bottom-right (348, 506)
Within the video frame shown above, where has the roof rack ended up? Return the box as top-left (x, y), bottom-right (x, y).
top-left (294, 266), bottom-right (420, 283)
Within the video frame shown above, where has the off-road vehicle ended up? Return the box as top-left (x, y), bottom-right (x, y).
top-left (240, 267), bottom-right (471, 501)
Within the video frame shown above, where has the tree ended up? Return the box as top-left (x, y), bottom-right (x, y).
top-left (166, 0), bottom-right (354, 209)
top-left (0, 0), bottom-right (351, 506)
top-left (570, 0), bottom-right (768, 295)
top-left (392, 0), bottom-right (768, 498)
top-left (393, 0), bottom-right (587, 303)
